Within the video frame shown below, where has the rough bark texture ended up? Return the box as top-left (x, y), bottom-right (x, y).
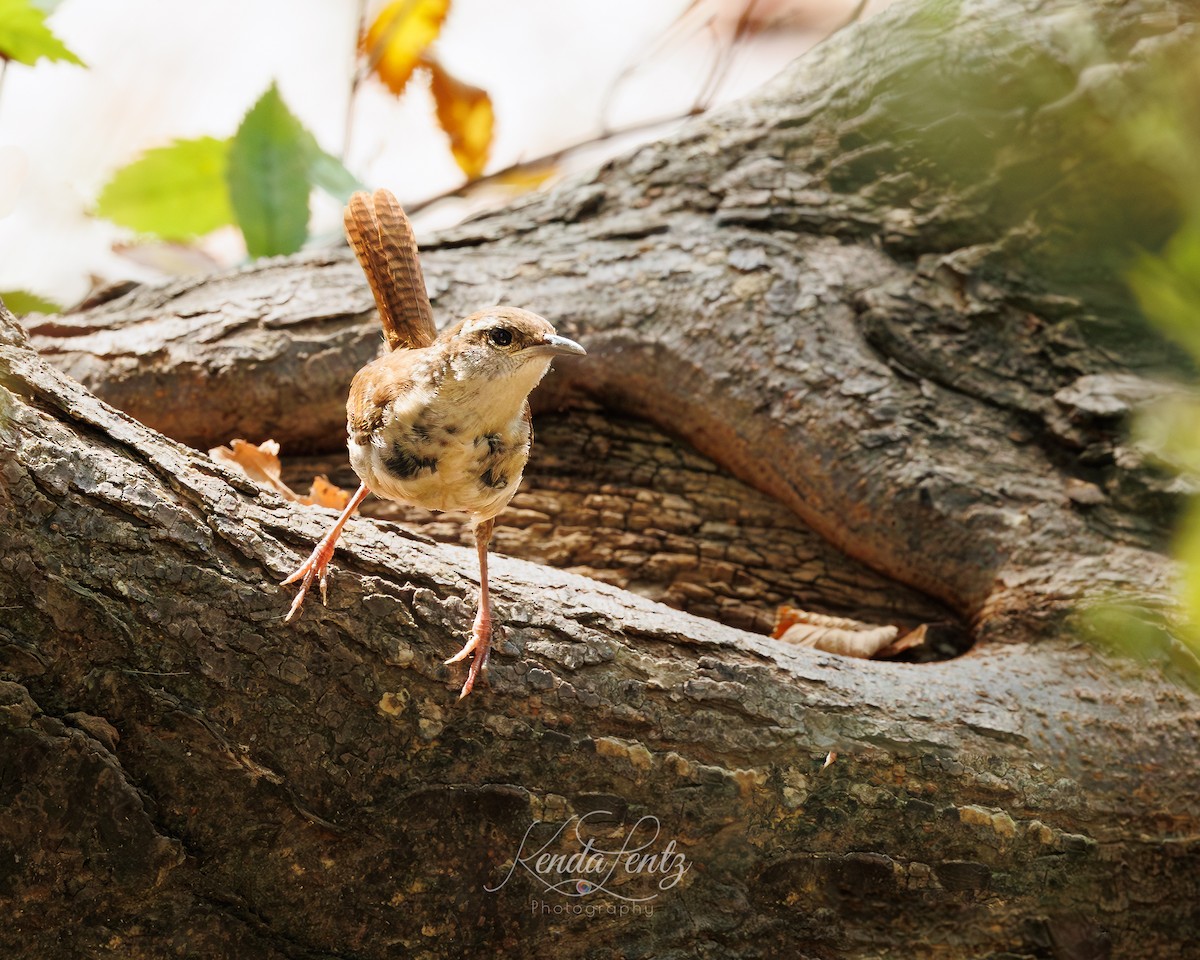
top-left (5, 0), bottom-right (1200, 957)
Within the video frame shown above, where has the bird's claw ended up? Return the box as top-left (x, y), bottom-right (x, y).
top-left (282, 542), bottom-right (335, 621)
top-left (446, 608), bottom-right (492, 698)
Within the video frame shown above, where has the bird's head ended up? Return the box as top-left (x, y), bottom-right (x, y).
top-left (444, 307), bottom-right (586, 387)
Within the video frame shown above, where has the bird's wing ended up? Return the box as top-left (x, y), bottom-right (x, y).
top-left (343, 188), bottom-right (438, 351)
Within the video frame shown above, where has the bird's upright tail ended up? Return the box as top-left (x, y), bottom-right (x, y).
top-left (343, 189), bottom-right (438, 351)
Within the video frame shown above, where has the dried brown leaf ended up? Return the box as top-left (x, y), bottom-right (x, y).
top-left (493, 162), bottom-right (559, 194)
top-left (774, 605), bottom-right (900, 659)
top-left (881, 623), bottom-right (929, 657)
top-left (306, 475), bottom-right (351, 510)
top-left (209, 438), bottom-right (291, 496)
top-left (209, 438), bottom-right (349, 508)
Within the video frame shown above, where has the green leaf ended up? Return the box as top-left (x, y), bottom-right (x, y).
top-left (95, 137), bottom-right (234, 239)
top-left (1129, 223), bottom-right (1200, 364)
top-left (0, 0), bottom-right (84, 66)
top-left (1080, 601), bottom-right (1176, 662)
top-left (1133, 397), bottom-right (1200, 480)
top-left (224, 82), bottom-right (364, 256)
top-left (226, 83), bottom-right (312, 258)
top-left (1, 289), bottom-right (61, 314)
top-left (1177, 500), bottom-right (1200, 635)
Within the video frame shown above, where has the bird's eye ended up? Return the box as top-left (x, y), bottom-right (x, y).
top-left (489, 328), bottom-right (513, 346)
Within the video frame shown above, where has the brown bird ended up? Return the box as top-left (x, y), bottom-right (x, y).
top-left (282, 188), bottom-right (585, 697)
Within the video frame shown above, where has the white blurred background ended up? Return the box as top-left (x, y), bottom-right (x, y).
top-left (0, 0), bottom-right (888, 306)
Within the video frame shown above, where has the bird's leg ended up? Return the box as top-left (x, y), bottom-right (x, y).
top-left (281, 483), bottom-right (370, 621)
top-left (445, 517), bottom-right (495, 699)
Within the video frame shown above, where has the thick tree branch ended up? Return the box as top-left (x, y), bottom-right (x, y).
top-left (4, 305), bottom-right (1199, 956)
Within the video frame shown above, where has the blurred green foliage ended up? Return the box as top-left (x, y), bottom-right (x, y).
top-left (0, 0), bottom-right (83, 67)
top-left (0, 1), bottom-right (84, 315)
top-left (0, 290), bottom-right (62, 315)
top-left (226, 84), bottom-right (319, 258)
top-left (841, 5), bottom-right (1200, 676)
top-left (1086, 53), bottom-right (1200, 682)
top-left (95, 83), bottom-right (363, 260)
top-left (96, 137), bottom-right (235, 240)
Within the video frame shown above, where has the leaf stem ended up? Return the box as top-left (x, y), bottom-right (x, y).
top-left (343, 0), bottom-right (371, 161)
top-left (404, 108), bottom-right (704, 217)
top-left (0, 59), bottom-right (9, 124)
top-left (691, 0), bottom-right (764, 115)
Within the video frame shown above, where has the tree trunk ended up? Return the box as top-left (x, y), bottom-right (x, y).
top-left (5, 0), bottom-right (1200, 957)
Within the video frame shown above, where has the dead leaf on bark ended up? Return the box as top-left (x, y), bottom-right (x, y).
top-left (208, 438), bottom-right (349, 509)
top-left (772, 605), bottom-right (925, 659)
top-left (306, 474), bottom-right (350, 509)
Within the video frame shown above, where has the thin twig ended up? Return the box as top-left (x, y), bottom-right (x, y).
top-left (832, 0), bottom-right (871, 36)
top-left (403, 109), bottom-right (704, 217)
top-left (342, 0), bottom-right (371, 161)
top-left (598, 0), bottom-right (714, 135)
top-left (692, 0), bottom-right (765, 114)
top-left (351, 0), bottom-right (876, 225)
top-left (0, 59), bottom-right (9, 124)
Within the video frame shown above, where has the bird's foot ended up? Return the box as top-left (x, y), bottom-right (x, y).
top-left (281, 535), bottom-right (338, 621)
top-left (445, 605), bottom-right (492, 699)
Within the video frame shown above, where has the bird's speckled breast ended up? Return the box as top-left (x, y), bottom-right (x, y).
top-left (348, 389), bottom-right (532, 521)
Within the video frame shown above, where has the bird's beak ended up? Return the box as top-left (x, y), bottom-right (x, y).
top-left (525, 333), bottom-right (587, 358)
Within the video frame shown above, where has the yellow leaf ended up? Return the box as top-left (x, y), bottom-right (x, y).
top-left (361, 0), bottom-right (450, 97)
top-left (427, 58), bottom-right (493, 180)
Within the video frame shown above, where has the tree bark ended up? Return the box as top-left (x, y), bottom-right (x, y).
top-left (5, 0), bottom-right (1200, 957)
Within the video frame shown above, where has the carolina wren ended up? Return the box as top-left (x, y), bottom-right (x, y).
top-left (282, 189), bottom-right (585, 697)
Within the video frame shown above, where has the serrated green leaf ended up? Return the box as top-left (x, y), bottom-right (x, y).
top-left (0, 0), bottom-right (84, 66)
top-left (227, 83), bottom-right (312, 258)
top-left (304, 145), bottom-right (364, 204)
top-left (1, 289), bottom-right (62, 314)
top-left (95, 137), bottom-right (234, 239)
